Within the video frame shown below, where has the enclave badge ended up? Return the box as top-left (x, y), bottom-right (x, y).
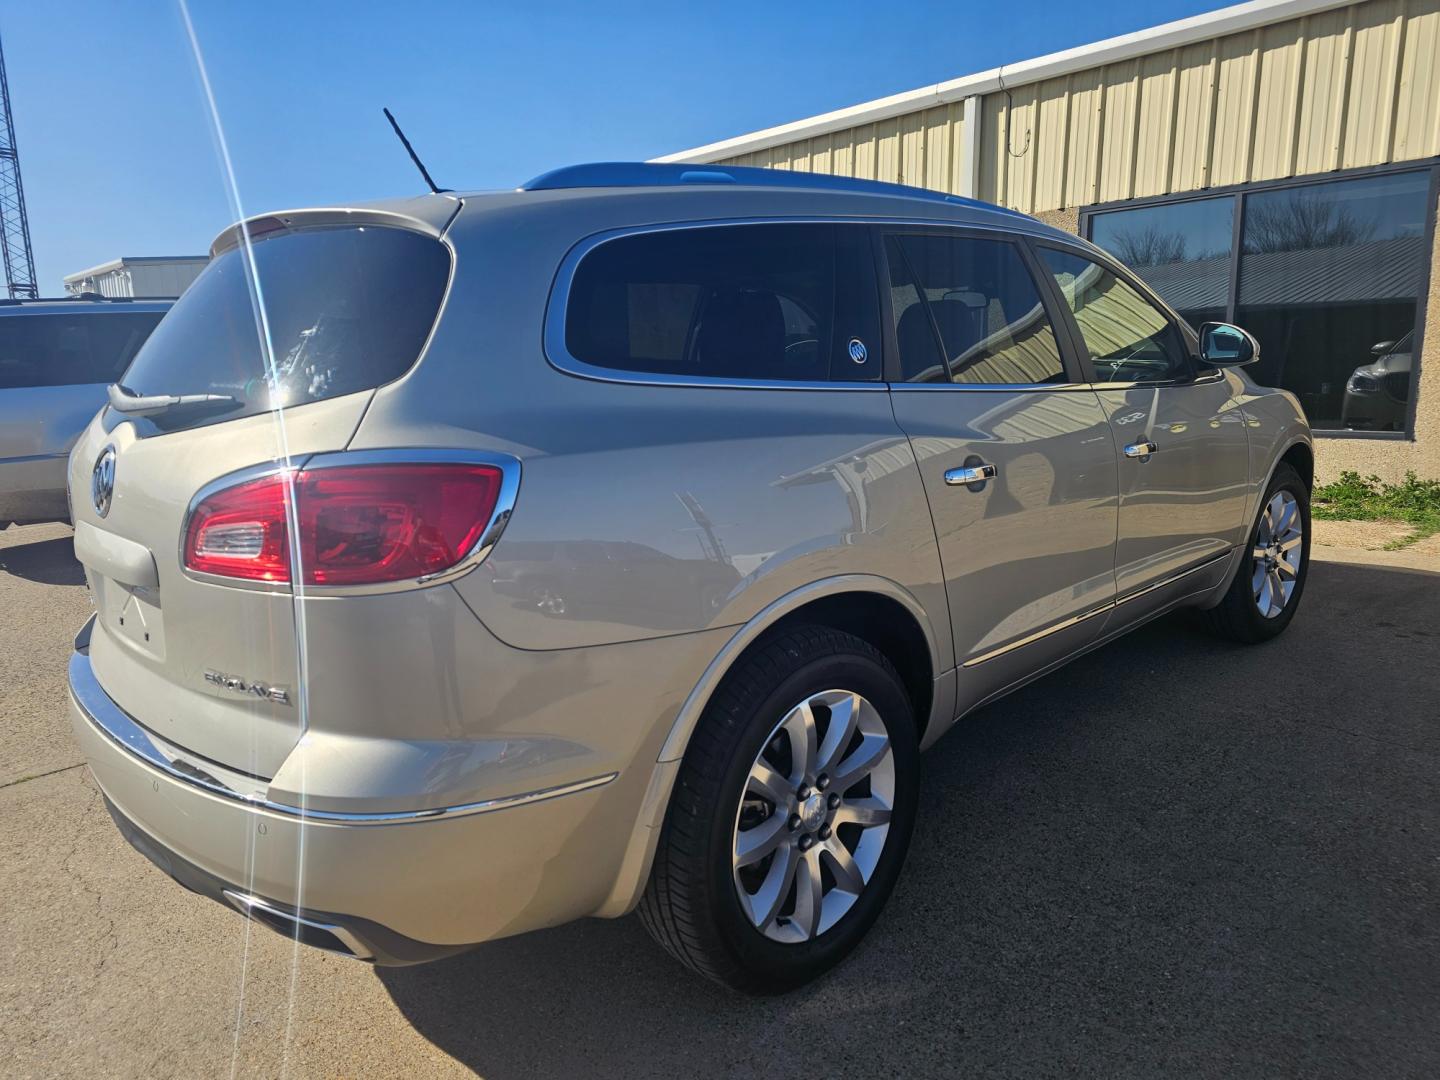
top-left (204, 669), bottom-right (290, 705)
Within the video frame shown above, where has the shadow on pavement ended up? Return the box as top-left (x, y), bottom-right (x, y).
top-left (0, 534), bottom-right (85, 587)
top-left (374, 558), bottom-right (1437, 1076)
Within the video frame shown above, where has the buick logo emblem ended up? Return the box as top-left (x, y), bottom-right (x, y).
top-left (92, 446), bottom-right (116, 518)
top-left (848, 337), bottom-right (868, 365)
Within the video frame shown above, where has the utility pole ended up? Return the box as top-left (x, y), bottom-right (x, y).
top-left (0, 29), bottom-right (37, 299)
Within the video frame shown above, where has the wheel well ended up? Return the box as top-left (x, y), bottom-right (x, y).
top-left (1280, 442), bottom-right (1314, 491)
top-left (757, 592), bottom-right (935, 738)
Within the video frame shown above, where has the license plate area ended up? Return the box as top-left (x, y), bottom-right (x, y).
top-left (95, 575), bottom-right (166, 660)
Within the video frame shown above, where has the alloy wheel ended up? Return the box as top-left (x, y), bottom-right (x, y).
top-left (731, 689), bottom-right (895, 944)
top-left (1252, 489), bottom-right (1303, 618)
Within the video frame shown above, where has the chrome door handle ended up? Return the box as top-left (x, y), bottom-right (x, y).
top-left (1123, 441), bottom-right (1158, 458)
top-left (944, 463), bottom-right (997, 486)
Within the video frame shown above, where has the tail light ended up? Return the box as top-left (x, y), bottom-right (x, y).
top-left (184, 462), bottom-right (506, 587)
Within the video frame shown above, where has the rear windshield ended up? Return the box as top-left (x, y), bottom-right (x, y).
top-left (0, 311), bottom-right (164, 389)
top-left (118, 224), bottom-right (450, 431)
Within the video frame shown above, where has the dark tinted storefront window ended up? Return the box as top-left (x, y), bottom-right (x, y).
top-left (1089, 195), bottom-right (1233, 327)
top-left (1086, 166), bottom-right (1434, 433)
top-left (1236, 171), bottom-right (1429, 431)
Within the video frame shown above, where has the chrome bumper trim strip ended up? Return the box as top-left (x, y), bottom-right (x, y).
top-left (70, 618), bottom-right (616, 825)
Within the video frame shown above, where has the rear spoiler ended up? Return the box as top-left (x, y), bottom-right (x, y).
top-left (210, 201), bottom-right (462, 258)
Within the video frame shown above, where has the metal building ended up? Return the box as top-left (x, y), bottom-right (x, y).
top-left (63, 256), bottom-right (207, 299)
top-left (658, 0), bottom-right (1440, 482)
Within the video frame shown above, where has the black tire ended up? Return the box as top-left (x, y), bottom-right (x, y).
top-left (1203, 462), bottom-right (1311, 643)
top-left (638, 624), bottom-right (919, 994)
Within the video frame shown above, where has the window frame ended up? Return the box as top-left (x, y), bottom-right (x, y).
top-left (545, 219), bottom-right (886, 390)
top-left (1079, 157), bottom-right (1440, 440)
top-left (873, 223), bottom-right (1087, 390)
top-left (1027, 237), bottom-right (1209, 390)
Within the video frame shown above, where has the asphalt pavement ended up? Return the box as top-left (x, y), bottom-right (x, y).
top-left (3, 521), bottom-right (1438, 1079)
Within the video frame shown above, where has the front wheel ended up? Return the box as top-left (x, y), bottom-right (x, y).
top-left (639, 625), bottom-right (919, 993)
top-left (1204, 462), bottom-right (1311, 643)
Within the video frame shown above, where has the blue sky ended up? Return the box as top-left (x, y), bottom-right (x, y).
top-left (8, 0), bottom-right (1223, 292)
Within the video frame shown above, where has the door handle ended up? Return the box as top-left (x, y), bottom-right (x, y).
top-left (944, 462), bottom-right (998, 486)
top-left (1123, 441), bottom-right (1158, 458)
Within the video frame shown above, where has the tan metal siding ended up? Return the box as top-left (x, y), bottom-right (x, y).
top-left (716, 0), bottom-right (1438, 213)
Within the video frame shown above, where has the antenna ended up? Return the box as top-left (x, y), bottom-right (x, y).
top-left (383, 107), bottom-right (447, 194)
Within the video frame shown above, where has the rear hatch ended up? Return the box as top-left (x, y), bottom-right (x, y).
top-left (70, 210), bottom-right (454, 779)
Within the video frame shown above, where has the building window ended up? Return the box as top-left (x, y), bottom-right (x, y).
top-left (1084, 164), bottom-right (1435, 435)
top-left (1088, 195), bottom-right (1233, 329)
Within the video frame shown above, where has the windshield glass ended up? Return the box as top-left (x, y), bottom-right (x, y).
top-left (118, 224), bottom-right (450, 431)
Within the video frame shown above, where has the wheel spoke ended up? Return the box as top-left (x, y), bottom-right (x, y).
top-left (816, 692), bottom-right (860, 776)
top-left (1252, 545), bottom-right (1270, 561)
top-left (820, 838), bottom-right (866, 895)
top-left (746, 759), bottom-right (791, 806)
top-left (1256, 573), bottom-right (1273, 612)
top-left (832, 795), bottom-right (892, 830)
top-left (789, 849), bottom-right (824, 938)
top-left (747, 844), bottom-right (801, 931)
top-left (782, 700), bottom-right (818, 784)
top-left (1278, 533), bottom-right (1302, 552)
top-left (734, 813), bottom-right (788, 868)
top-left (1275, 557), bottom-right (1298, 579)
top-left (829, 732), bottom-right (890, 794)
top-left (1268, 569), bottom-right (1285, 614)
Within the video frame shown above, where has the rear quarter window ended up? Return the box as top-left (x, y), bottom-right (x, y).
top-left (561, 223), bottom-right (880, 383)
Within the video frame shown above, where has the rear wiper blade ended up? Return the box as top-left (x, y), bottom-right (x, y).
top-left (107, 383), bottom-right (239, 418)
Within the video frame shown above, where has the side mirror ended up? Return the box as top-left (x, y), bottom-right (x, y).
top-left (1198, 322), bottom-right (1259, 368)
top-left (1371, 340), bottom-right (1396, 356)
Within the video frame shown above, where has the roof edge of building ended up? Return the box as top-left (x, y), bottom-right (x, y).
top-left (653, 0), bottom-right (1354, 165)
top-left (62, 255), bottom-right (209, 283)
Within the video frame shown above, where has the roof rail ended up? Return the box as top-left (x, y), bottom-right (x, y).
top-left (519, 161), bottom-right (1020, 214)
top-left (0, 294), bottom-right (176, 307)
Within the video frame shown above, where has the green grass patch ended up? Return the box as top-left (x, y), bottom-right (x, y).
top-left (1312, 471), bottom-right (1440, 549)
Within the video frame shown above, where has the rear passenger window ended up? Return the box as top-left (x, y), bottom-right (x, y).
top-left (886, 233), bottom-right (1067, 385)
top-left (0, 312), bottom-right (164, 389)
top-left (563, 224), bottom-right (879, 382)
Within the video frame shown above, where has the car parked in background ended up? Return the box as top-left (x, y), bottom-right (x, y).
top-left (1342, 331), bottom-right (1413, 431)
top-left (66, 164), bottom-right (1312, 993)
top-left (0, 296), bottom-right (171, 528)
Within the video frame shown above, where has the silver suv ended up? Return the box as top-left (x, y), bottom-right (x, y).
top-left (67, 164), bottom-right (1312, 992)
top-left (0, 296), bottom-right (169, 528)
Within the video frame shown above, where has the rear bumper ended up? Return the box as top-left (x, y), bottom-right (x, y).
top-left (68, 617), bottom-right (632, 961)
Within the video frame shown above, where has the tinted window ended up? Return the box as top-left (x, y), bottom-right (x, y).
top-left (1089, 195), bottom-right (1233, 327)
top-left (1235, 171), bottom-right (1429, 430)
top-left (1040, 249), bottom-right (1190, 384)
top-left (0, 311), bottom-right (163, 389)
top-left (564, 224), bottom-right (879, 382)
top-left (120, 225), bottom-right (450, 432)
top-left (885, 234), bottom-right (1066, 385)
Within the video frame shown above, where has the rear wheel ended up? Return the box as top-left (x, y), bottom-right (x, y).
top-left (1204, 462), bottom-right (1310, 643)
top-left (639, 625), bottom-right (919, 993)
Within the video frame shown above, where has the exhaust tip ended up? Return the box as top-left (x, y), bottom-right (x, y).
top-left (221, 889), bottom-right (374, 961)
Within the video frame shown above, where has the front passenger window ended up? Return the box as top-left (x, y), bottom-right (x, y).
top-left (1039, 248), bottom-right (1190, 384)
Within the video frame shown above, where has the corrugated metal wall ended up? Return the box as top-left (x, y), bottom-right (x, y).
top-left (718, 0), bottom-right (1440, 212)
